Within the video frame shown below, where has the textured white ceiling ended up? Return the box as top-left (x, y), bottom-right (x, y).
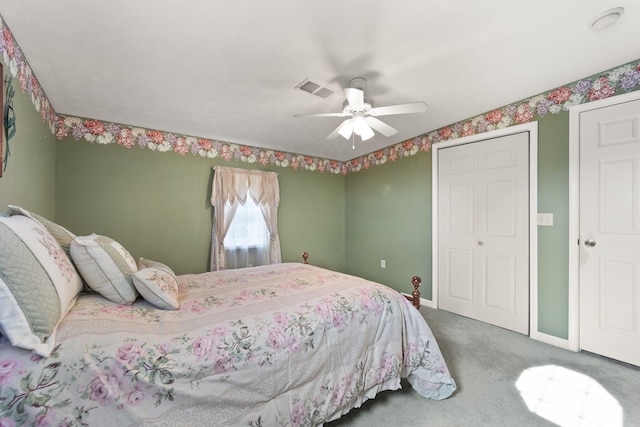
top-left (1, 1), bottom-right (638, 161)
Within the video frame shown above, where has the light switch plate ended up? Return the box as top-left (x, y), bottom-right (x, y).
top-left (537, 213), bottom-right (554, 226)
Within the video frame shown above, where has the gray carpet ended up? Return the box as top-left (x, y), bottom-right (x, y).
top-left (327, 306), bottom-right (640, 426)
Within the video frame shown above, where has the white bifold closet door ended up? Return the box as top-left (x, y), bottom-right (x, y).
top-left (438, 132), bottom-right (530, 334)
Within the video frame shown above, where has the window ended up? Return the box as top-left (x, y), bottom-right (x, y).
top-left (222, 198), bottom-right (270, 269)
top-left (210, 166), bottom-right (281, 271)
top-left (224, 198), bottom-right (268, 249)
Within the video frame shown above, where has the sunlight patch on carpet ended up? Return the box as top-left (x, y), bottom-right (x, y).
top-left (516, 365), bottom-right (622, 426)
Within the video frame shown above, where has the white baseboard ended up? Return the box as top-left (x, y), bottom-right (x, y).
top-left (532, 331), bottom-right (576, 351)
top-left (420, 297), bottom-right (436, 309)
top-left (401, 293), bottom-right (435, 309)
top-left (401, 292), bottom-right (574, 351)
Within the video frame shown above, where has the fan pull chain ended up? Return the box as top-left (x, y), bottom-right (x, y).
top-left (352, 133), bottom-right (355, 150)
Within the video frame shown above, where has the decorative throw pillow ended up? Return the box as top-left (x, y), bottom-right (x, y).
top-left (7, 205), bottom-right (76, 257)
top-left (138, 257), bottom-right (175, 275)
top-left (71, 234), bottom-right (138, 304)
top-left (132, 267), bottom-right (180, 310)
top-left (0, 214), bottom-right (84, 357)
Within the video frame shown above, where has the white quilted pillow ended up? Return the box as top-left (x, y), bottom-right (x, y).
top-left (8, 205), bottom-right (76, 257)
top-left (70, 234), bottom-right (138, 304)
top-left (0, 214), bottom-right (83, 357)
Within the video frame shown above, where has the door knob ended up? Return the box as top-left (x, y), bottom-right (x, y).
top-left (584, 239), bottom-right (596, 247)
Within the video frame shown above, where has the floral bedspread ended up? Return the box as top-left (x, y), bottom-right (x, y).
top-left (0, 263), bottom-right (456, 426)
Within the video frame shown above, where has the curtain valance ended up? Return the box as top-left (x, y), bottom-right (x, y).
top-left (211, 167), bottom-right (279, 207)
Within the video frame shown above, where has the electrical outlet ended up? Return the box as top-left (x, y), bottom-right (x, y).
top-left (381, 260), bottom-right (386, 269)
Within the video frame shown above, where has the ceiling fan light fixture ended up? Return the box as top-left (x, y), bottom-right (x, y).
top-left (359, 125), bottom-right (375, 141)
top-left (293, 76), bottom-right (426, 143)
top-left (338, 120), bottom-right (354, 140)
top-left (353, 114), bottom-right (368, 134)
top-left (353, 114), bottom-right (375, 140)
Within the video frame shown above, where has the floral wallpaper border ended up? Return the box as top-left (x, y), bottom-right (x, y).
top-left (1, 16), bottom-right (639, 175)
top-left (0, 19), bottom-right (56, 134)
top-left (347, 60), bottom-right (640, 174)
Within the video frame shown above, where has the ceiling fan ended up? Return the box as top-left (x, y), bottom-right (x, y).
top-left (293, 77), bottom-right (428, 146)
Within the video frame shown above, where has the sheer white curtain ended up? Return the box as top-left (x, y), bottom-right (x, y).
top-left (210, 166), bottom-right (282, 271)
top-left (223, 197), bottom-right (269, 269)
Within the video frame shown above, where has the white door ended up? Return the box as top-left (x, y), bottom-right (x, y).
top-left (438, 132), bottom-right (530, 334)
top-left (579, 98), bottom-right (640, 366)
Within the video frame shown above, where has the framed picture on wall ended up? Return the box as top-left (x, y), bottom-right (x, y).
top-left (1, 64), bottom-right (15, 178)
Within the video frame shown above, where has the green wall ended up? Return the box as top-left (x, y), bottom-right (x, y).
top-left (54, 139), bottom-right (345, 275)
top-left (536, 111), bottom-right (570, 338)
top-left (0, 61), bottom-right (56, 217)
top-left (345, 152), bottom-right (432, 297)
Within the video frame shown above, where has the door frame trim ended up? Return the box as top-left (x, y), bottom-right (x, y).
top-left (432, 122), bottom-right (538, 337)
top-left (568, 90), bottom-right (640, 352)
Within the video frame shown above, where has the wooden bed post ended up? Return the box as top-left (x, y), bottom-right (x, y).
top-left (405, 276), bottom-right (421, 309)
top-left (302, 252), bottom-right (309, 264)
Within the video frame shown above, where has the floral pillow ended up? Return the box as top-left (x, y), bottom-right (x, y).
top-left (132, 267), bottom-right (180, 310)
top-left (70, 234), bottom-right (138, 304)
top-left (8, 205), bottom-right (76, 257)
top-left (0, 214), bottom-right (83, 357)
top-left (138, 257), bottom-right (175, 275)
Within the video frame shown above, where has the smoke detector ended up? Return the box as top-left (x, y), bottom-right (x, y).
top-left (589, 7), bottom-right (624, 31)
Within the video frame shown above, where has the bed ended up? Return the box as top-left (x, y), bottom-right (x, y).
top-left (0, 207), bottom-right (456, 426)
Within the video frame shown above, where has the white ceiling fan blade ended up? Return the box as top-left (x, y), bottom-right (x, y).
top-left (327, 119), bottom-right (353, 140)
top-left (293, 112), bottom-right (349, 118)
top-left (369, 102), bottom-right (428, 116)
top-left (344, 87), bottom-right (364, 109)
top-left (365, 116), bottom-right (398, 137)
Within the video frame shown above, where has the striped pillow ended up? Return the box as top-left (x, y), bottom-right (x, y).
top-left (71, 234), bottom-right (139, 304)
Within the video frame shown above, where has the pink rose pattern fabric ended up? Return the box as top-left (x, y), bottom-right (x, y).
top-left (0, 263), bottom-right (455, 426)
